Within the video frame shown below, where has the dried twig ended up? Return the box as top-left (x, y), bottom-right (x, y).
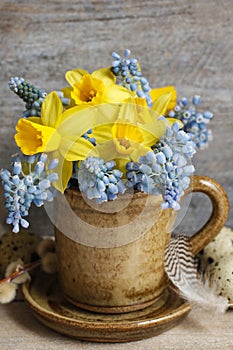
top-left (0, 260), bottom-right (41, 285)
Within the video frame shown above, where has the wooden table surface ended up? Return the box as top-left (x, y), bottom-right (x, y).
top-left (0, 0), bottom-right (233, 348)
top-left (1, 301), bottom-right (233, 350)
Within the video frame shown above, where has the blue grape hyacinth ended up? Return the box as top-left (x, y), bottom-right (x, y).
top-left (111, 49), bottom-right (152, 107)
top-left (78, 157), bottom-right (126, 203)
top-left (168, 95), bottom-right (213, 149)
top-left (0, 153), bottom-right (58, 233)
top-left (8, 77), bottom-right (70, 117)
top-left (126, 121), bottom-right (196, 210)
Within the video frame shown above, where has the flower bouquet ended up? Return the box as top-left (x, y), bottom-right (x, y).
top-left (1, 49), bottom-right (213, 233)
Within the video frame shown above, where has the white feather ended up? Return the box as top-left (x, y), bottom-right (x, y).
top-left (164, 234), bottom-right (228, 313)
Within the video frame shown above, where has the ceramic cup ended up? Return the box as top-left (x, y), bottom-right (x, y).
top-left (54, 175), bottom-right (229, 313)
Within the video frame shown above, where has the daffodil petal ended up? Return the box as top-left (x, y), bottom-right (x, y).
top-left (92, 67), bottom-right (116, 86)
top-left (94, 103), bottom-right (120, 125)
top-left (48, 150), bottom-right (73, 193)
top-left (116, 101), bottom-right (138, 124)
top-left (61, 159), bottom-right (73, 192)
top-left (104, 85), bottom-right (133, 103)
top-left (65, 69), bottom-right (88, 86)
top-left (150, 86), bottom-right (177, 112)
top-left (134, 100), bottom-right (153, 124)
top-left (139, 119), bottom-right (166, 146)
top-left (41, 92), bottom-right (63, 128)
top-left (115, 158), bottom-right (129, 175)
top-left (57, 106), bottom-right (96, 140)
top-left (151, 92), bottom-right (172, 117)
top-left (60, 104), bottom-right (91, 123)
top-left (92, 123), bottom-right (114, 144)
top-left (27, 117), bottom-right (43, 124)
top-left (60, 137), bottom-right (95, 161)
top-left (94, 141), bottom-right (118, 162)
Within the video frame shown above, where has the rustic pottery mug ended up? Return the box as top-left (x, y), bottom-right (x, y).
top-left (53, 175), bottom-right (229, 313)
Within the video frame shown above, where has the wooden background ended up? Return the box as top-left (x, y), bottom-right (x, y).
top-left (0, 1), bottom-right (233, 349)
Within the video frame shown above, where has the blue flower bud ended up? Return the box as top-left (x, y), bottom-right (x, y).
top-left (152, 163), bottom-right (161, 173)
top-left (140, 77), bottom-right (148, 85)
top-left (162, 145), bottom-right (173, 160)
top-left (108, 193), bottom-right (117, 201)
top-left (112, 169), bottom-right (122, 178)
top-left (48, 172), bottom-right (59, 182)
top-left (112, 67), bottom-right (120, 75)
top-left (34, 161), bottom-right (45, 175)
top-left (181, 97), bottom-right (189, 106)
top-left (156, 152), bottom-right (166, 164)
top-left (48, 158), bottom-right (59, 170)
top-left (112, 52), bottom-right (121, 60)
top-left (102, 175), bottom-right (109, 184)
top-left (203, 111), bottom-right (213, 120)
top-left (39, 153), bottom-right (48, 164)
top-left (165, 162), bottom-right (173, 172)
top-left (174, 105), bottom-right (181, 112)
top-left (33, 199), bottom-right (44, 207)
top-left (38, 179), bottom-right (51, 190)
top-left (35, 192), bottom-right (48, 200)
top-left (105, 160), bottom-right (115, 170)
top-left (26, 155), bottom-right (37, 164)
top-left (20, 218), bottom-right (29, 228)
top-left (108, 174), bottom-right (117, 183)
top-left (12, 223), bottom-right (20, 233)
top-left (183, 165), bottom-right (195, 175)
top-left (4, 184), bottom-right (11, 192)
top-left (130, 83), bottom-right (137, 91)
top-left (183, 111), bottom-right (191, 119)
top-left (61, 97), bottom-right (70, 106)
top-left (124, 49), bottom-right (131, 58)
top-left (24, 175), bottom-right (33, 186)
top-left (192, 95), bottom-right (201, 105)
top-left (196, 113), bottom-right (204, 123)
top-left (0, 169), bottom-right (10, 182)
top-left (100, 192), bottom-right (108, 202)
top-left (145, 151), bottom-right (157, 163)
top-left (171, 122), bottom-right (181, 133)
top-left (112, 60), bottom-right (120, 68)
top-left (168, 110), bottom-right (175, 117)
top-left (97, 179), bottom-right (106, 192)
top-left (139, 164), bottom-right (151, 175)
top-left (142, 84), bottom-right (150, 93)
top-left (12, 175), bottom-right (20, 186)
top-left (137, 90), bottom-right (145, 98)
top-left (12, 162), bottom-right (22, 175)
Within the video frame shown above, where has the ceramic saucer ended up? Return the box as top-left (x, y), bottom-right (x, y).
top-left (22, 271), bottom-right (191, 343)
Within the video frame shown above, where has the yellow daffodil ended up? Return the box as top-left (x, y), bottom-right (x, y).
top-left (150, 86), bottom-right (177, 113)
top-left (91, 97), bottom-right (171, 170)
top-left (14, 92), bottom-right (95, 192)
top-left (64, 67), bottom-right (132, 106)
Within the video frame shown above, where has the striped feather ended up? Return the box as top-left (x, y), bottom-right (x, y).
top-left (164, 234), bottom-right (228, 313)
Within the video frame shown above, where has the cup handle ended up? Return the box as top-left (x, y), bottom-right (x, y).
top-left (182, 175), bottom-right (229, 255)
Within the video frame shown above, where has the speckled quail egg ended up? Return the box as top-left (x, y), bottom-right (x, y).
top-left (198, 226), bottom-right (233, 267)
top-left (205, 252), bottom-right (233, 304)
top-left (0, 230), bottom-right (41, 278)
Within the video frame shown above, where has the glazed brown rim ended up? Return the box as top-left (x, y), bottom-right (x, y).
top-left (22, 280), bottom-right (191, 331)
